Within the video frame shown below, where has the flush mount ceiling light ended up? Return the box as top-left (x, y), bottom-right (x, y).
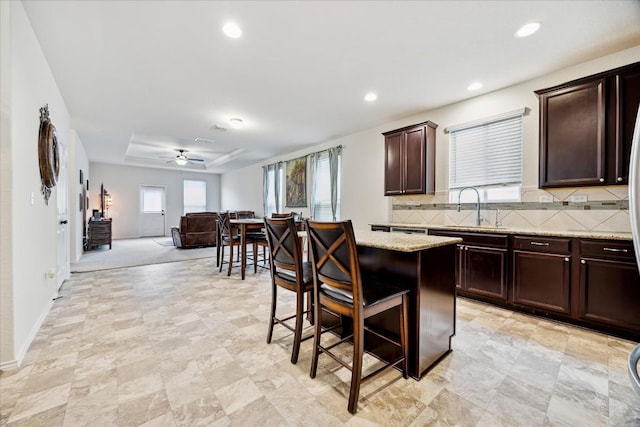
top-left (364, 92), bottom-right (378, 102)
top-left (515, 22), bottom-right (541, 38)
top-left (229, 118), bottom-right (244, 129)
top-left (223, 22), bottom-right (242, 38)
top-left (467, 82), bottom-right (483, 91)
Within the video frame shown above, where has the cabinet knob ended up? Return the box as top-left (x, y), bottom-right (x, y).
top-left (599, 178), bottom-right (605, 183)
top-left (581, 259), bottom-right (586, 264)
top-left (617, 177), bottom-right (623, 182)
top-left (564, 257), bottom-right (570, 262)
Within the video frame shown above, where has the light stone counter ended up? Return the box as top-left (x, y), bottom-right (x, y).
top-left (299, 230), bottom-right (461, 252)
top-left (354, 230), bottom-right (461, 252)
top-left (370, 223), bottom-right (633, 241)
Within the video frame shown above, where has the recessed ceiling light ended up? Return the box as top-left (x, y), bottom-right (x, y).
top-left (222, 22), bottom-right (242, 38)
top-left (515, 22), bottom-right (541, 38)
top-left (467, 82), bottom-right (483, 91)
top-left (229, 118), bottom-right (244, 129)
top-left (364, 92), bottom-right (377, 102)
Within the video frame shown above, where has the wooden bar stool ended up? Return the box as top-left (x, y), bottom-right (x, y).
top-left (264, 216), bottom-right (314, 363)
top-left (306, 219), bottom-right (409, 414)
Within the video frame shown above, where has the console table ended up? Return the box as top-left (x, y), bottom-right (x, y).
top-left (87, 219), bottom-right (112, 250)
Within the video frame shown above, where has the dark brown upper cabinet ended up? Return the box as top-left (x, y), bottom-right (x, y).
top-left (536, 61), bottom-right (640, 188)
top-left (383, 121), bottom-right (437, 196)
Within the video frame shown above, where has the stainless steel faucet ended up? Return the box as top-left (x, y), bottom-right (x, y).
top-left (457, 187), bottom-right (484, 226)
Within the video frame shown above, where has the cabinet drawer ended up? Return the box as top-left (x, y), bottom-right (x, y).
top-left (580, 240), bottom-right (635, 261)
top-left (513, 236), bottom-right (570, 254)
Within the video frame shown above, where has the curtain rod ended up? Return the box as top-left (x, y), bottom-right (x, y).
top-left (262, 144), bottom-right (343, 169)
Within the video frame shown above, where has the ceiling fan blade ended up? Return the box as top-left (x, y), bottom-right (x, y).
top-left (188, 158), bottom-right (205, 162)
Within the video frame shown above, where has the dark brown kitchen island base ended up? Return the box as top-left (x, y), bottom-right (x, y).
top-left (357, 243), bottom-right (457, 379)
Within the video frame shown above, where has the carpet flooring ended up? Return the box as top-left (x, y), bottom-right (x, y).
top-left (71, 237), bottom-right (215, 272)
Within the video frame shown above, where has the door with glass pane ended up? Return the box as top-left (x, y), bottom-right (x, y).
top-left (140, 186), bottom-right (165, 237)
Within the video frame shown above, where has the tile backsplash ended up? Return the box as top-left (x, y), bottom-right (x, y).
top-left (391, 186), bottom-right (631, 233)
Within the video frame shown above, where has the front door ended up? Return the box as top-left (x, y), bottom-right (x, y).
top-left (140, 185), bottom-right (165, 237)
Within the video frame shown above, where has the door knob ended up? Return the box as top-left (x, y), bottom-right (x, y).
top-left (59, 220), bottom-right (68, 225)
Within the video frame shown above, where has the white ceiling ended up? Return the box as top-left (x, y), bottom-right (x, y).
top-left (22, 0), bottom-right (640, 173)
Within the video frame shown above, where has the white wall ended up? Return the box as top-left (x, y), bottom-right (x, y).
top-left (0, 1), bottom-right (72, 368)
top-left (90, 163), bottom-right (221, 239)
top-left (221, 45), bottom-right (640, 230)
top-left (69, 130), bottom-right (89, 262)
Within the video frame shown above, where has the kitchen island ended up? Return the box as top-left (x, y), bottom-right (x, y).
top-left (349, 231), bottom-right (461, 379)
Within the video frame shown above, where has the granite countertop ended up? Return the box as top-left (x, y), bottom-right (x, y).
top-left (353, 230), bottom-right (461, 252)
top-left (298, 230), bottom-right (461, 252)
top-left (370, 223), bottom-right (633, 241)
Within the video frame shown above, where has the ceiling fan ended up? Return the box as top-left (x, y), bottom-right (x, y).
top-left (164, 149), bottom-right (205, 166)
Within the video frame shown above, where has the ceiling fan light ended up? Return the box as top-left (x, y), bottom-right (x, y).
top-left (229, 118), bottom-right (244, 129)
top-left (176, 158), bottom-right (188, 166)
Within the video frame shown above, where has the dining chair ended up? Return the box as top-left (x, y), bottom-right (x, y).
top-left (306, 219), bottom-right (409, 414)
top-left (216, 211), bottom-right (244, 276)
top-left (237, 210), bottom-right (255, 219)
top-left (264, 216), bottom-right (314, 363)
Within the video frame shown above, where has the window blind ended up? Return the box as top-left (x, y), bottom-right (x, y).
top-left (449, 111), bottom-right (523, 190)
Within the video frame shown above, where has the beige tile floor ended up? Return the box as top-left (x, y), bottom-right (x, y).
top-left (1, 257), bottom-right (640, 426)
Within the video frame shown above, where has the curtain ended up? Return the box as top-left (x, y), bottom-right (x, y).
top-left (328, 146), bottom-right (342, 221)
top-left (309, 152), bottom-right (318, 220)
top-left (274, 162), bottom-right (282, 213)
top-left (262, 165), bottom-right (269, 217)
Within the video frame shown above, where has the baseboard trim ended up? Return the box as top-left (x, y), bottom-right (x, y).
top-left (0, 358), bottom-right (18, 370)
top-left (13, 297), bottom-right (54, 368)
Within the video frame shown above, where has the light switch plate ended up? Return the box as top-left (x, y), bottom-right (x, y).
top-left (571, 194), bottom-right (588, 203)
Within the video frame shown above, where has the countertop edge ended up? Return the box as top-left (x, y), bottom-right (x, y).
top-left (370, 223), bottom-right (633, 241)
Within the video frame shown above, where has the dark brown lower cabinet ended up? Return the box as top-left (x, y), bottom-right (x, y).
top-left (430, 230), bottom-right (508, 302)
top-left (512, 236), bottom-right (571, 315)
top-left (512, 251), bottom-right (571, 315)
top-left (463, 245), bottom-right (508, 301)
top-left (424, 227), bottom-right (640, 340)
top-left (579, 239), bottom-right (640, 332)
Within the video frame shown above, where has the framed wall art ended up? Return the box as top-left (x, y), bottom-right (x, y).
top-left (285, 156), bottom-right (307, 207)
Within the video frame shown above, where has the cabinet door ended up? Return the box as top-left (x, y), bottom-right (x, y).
top-left (512, 251), bottom-right (571, 315)
top-left (539, 79), bottom-right (606, 187)
top-left (403, 126), bottom-right (426, 194)
top-left (579, 257), bottom-right (640, 330)
top-left (613, 69), bottom-right (640, 184)
top-left (462, 245), bottom-right (507, 301)
top-left (384, 132), bottom-right (403, 195)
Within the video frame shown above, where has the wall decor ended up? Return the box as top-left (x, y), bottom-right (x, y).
top-left (86, 180), bottom-right (89, 191)
top-left (79, 169), bottom-right (84, 185)
top-left (285, 156), bottom-right (307, 207)
top-left (79, 192), bottom-right (84, 212)
top-left (37, 104), bottom-right (59, 205)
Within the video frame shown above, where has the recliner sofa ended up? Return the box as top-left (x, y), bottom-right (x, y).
top-left (171, 212), bottom-right (217, 248)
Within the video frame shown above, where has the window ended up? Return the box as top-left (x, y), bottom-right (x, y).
top-left (141, 186), bottom-right (164, 213)
top-left (183, 180), bottom-right (206, 214)
top-left (448, 109), bottom-right (524, 203)
top-left (312, 150), bottom-right (341, 221)
top-left (264, 164), bottom-right (284, 216)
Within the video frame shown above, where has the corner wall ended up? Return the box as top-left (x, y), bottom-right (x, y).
top-left (1, 1), bottom-right (72, 368)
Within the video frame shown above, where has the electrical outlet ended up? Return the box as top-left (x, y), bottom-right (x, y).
top-left (571, 194), bottom-right (587, 203)
top-left (539, 195), bottom-right (552, 203)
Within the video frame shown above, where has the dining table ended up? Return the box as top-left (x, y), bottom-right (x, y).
top-left (230, 218), bottom-right (266, 280)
